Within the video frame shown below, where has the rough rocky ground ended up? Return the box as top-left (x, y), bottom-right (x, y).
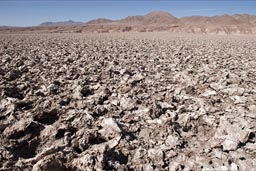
top-left (0, 33), bottom-right (255, 171)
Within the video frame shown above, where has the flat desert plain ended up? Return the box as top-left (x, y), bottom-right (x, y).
top-left (0, 33), bottom-right (255, 170)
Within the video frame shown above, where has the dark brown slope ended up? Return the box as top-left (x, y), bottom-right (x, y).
top-left (179, 16), bottom-right (211, 24)
top-left (118, 15), bottom-right (145, 24)
top-left (209, 14), bottom-right (240, 25)
top-left (180, 14), bottom-right (239, 25)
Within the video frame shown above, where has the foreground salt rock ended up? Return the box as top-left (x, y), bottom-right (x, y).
top-left (210, 116), bottom-right (252, 151)
top-left (0, 32), bottom-right (255, 170)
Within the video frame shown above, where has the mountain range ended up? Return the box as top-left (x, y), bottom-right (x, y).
top-left (39, 20), bottom-right (83, 26)
top-left (1, 11), bottom-right (256, 34)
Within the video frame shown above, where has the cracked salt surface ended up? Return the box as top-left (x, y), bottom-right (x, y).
top-left (0, 33), bottom-right (255, 170)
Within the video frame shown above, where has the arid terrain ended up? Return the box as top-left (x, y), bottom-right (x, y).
top-left (0, 32), bottom-right (255, 171)
top-left (1, 11), bottom-right (256, 35)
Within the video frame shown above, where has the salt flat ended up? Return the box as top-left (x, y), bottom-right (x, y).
top-left (0, 33), bottom-right (255, 170)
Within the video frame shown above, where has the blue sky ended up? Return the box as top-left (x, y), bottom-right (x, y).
top-left (1, 0), bottom-right (256, 26)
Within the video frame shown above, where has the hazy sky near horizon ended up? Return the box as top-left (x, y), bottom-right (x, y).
top-left (1, 0), bottom-right (256, 26)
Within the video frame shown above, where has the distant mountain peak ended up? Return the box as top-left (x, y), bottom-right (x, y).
top-left (145, 11), bottom-right (174, 17)
top-left (114, 11), bottom-right (178, 25)
top-left (39, 20), bottom-right (83, 26)
top-left (143, 11), bottom-right (178, 25)
top-left (86, 18), bottom-right (113, 24)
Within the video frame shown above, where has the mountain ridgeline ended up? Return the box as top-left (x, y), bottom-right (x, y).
top-left (2, 11), bottom-right (256, 34)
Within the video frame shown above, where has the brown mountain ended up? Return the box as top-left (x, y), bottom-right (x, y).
top-left (179, 16), bottom-right (210, 25)
top-left (117, 11), bottom-right (178, 25)
top-left (84, 12), bottom-right (256, 34)
top-left (209, 14), bottom-right (240, 25)
top-left (232, 14), bottom-right (256, 25)
top-left (86, 11), bottom-right (255, 27)
top-left (143, 11), bottom-right (178, 25)
top-left (179, 14), bottom-right (256, 25)
top-left (118, 15), bottom-right (145, 24)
